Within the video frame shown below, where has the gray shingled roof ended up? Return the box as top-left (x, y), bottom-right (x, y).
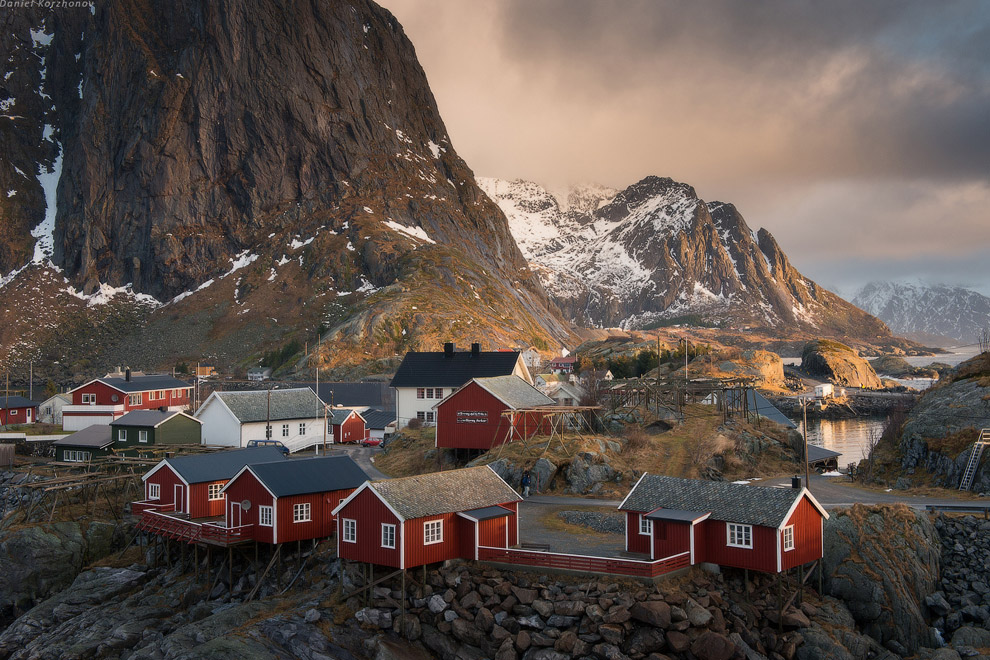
top-left (53, 425), bottom-right (113, 449)
top-left (468, 376), bottom-right (555, 409)
top-left (211, 388), bottom-right (323, 423)
top-left (370, 466), bottom-right (521, 520)
top-left (247, 455), bottom-right (369, 497)
top-left (807, 445), bottom-right (841, 463)
top-left (164, 447), bottom-right (286, 484)
top-left (328, 408), bottom-right (363, 426)
top-left (621, 474), bottom-right (803, 528)
top-left (0, 396), bottom-right (39, 409)
top-left (361, 408), bottom-right (396, 430)
top-left (112, 410), bottom-right (199, 428)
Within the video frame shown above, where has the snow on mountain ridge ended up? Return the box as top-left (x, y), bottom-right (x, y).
top-left (853, 281), bottom-right (990, 344)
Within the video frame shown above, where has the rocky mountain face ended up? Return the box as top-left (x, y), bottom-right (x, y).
top-left (481, 177), bottom-right (890, 340)
top-left (801, 340), bottom-right (883, 389)
top-left (0, 0), bottom-right (570, 376)
top-left (853, 281), bottom-right (990, 346)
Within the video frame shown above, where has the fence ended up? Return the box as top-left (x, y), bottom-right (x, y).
top-left (477, 546), bottom-right (690, 578)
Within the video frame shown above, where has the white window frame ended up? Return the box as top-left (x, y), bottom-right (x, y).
top-left (342, 518), bottom-right (357, 543)
top-left (381, 523), bottom-right (396, 549)
top-left (282, 424), bottom-right (290, 438)
top-left (139, 430), bottom-right (148, 443)
top-left (293, 502), bottom-right (311, 523)
top-left (208, 483), bottom-right (223, 501)
top-left (148, 483), bottom-right (161, 500)
top-left (434, 388), bottom-right (443, 399)
top-left (81, 393), bottom-right (96, 404)
top-left (782, 525), bottom-right (795, 552)
top-left (259, 505), bottom-right (273, 527)
top-left (299, 422), bottom-right (306, 436)
top-left (118, 429), bottom-right (126, 442)
top-left (639, 514), bottom-right (652, 535)
top-left (417, 411), bottom-right (426, 422)
top-left (416, 388), bottom-right (425, 399)
top-left (173, 389), bottom-right (182, 397)
top-left (426, 411), bottom-right (435, 423)
top-left (424, 519), bottom-right (443, 545)
top-left (727, 523), bottom-right (753, 549)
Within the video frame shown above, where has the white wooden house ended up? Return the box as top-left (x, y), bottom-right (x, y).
top-left (195, 388), bottom-right (326, 452)
top-left (38, 393), bottom-right (71, 425)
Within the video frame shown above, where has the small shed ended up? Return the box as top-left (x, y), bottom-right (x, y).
top-left (361, 408), bottom-right (397, 442)
top-left (38, 393), bottom-right (71, 425)
top-left (814, 384), bottom-right (834, 399)
top-left (52, 425), bottom-right (114, 462)
top-left (333, 466), bottom-right (521, 569)
top-left (619, 474), bottom-right (828, 573)
top-left (111, 410), bottom-right (202, 453)
top-left (0, 396), bottom-right (39, 426)
top-left (434, 375), bottom-right (555, 450)
top-left (140, 446), bottom-right (286, 518)
top-left (221, 455), bottom-right (369, 544)
top-left (329, 408), bottom-right (367, 444)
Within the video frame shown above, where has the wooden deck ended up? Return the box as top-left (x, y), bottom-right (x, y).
top-left (477, 546), bottom-right (690, 578)
top-left (133, 501), bottom-right (253, 546)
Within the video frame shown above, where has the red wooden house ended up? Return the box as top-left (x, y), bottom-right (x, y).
top-left (547, 356), bottom-right (576, 374)
top-left (221, 455), bottom-right (369, 544)
top-left (434, 376), bottom-right (555, 450)
top-left (64, 371), bottom-right (193, 431)
top-left (333, 466), bottom-right (522, 569)
top-left (619, 474), bottom-right (828, 573)
top-left (0, 396), bottom-right (39, 425)
top-left (136, 446), bottom-right (286, 518)
top-left (329, 408), bottom-right (367, 444)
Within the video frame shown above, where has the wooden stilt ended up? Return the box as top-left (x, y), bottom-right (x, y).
top-left (776, 574), bottom-right (783, 633)
top-left (798, 565), bottom-right (804, 606)
top-left (401, 570), bottom-right (406, 622)
top-left (228, 546), bottom-right (233, 594)
top-left (368, 564), bottom-right (373, 606)
top-left (194, 545), bottom-right (199, 581)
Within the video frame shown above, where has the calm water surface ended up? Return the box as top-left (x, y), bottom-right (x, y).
top-left (795, 416), bottom-right (887, 465)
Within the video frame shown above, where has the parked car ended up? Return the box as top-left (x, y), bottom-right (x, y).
top-left (360, 437), bottom-right (382, 448)
top-left (246, 439), bottom-right (290, 456)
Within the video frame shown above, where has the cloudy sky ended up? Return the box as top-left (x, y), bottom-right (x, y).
top-left (382, 0), bottom-right (990, 297)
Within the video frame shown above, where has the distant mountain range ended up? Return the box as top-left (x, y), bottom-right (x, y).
top-left (853, 282), bottom-right (990, 346)
top-left (481, 177), bottom-right (888, 339)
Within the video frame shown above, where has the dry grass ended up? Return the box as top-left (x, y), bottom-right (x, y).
top-left (374, 428), bottom-right (439, 477)
top-left (538, 505), bottom-right (619, 538)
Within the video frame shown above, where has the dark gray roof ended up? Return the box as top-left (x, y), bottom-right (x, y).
top-left (328, 408), bottom-right (363, 426)
top-left (748, 390), bottom-right (798, 429)
top-left (211, 388), bottom-right (323, 423)
top-left (298, 382), bottom-right (391, 408)
top-left (97, 375), bottom-right (191, 394)
top-left (621, 474), bottom-right (804, 528)
top-left (644, 508), bottom-right (710, 523)
top-left (112, 410), bottom-right (199, 428)
top-left (53, 425), bottom-right (113, 449)
top-left (164, 447), bottom-right (286, 484)
top-left (361, 408), bottom-right (396, 430)
top-left (468, 376), bottom-right (555, 409)
top-left (461, 505), bottom-right (515, 521)
top-left (390, 351), bottom-right (523, 389)
top-left (370, 466), bottom-right (521, 520)
top-left (0, 396), bottom-right (39, 409)
top-left (807, 445), bottom-right (842, 463)
top-left (247, 455), bottom-right (369, 497)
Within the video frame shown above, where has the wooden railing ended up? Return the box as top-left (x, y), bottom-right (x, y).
top-left (200, 521), bottom-right (254, 545)
top-left (131, 499), bottom-right (175, 515)
top-left (134, 505), bottom-right (252, 546)
top-left (477, 546), bottom-right (690, 578)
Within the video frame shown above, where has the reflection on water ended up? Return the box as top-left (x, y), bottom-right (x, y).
top-left (796, 416), bottom-right (887, 465)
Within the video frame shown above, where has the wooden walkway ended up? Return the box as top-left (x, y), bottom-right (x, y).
top-left (477, 546), bottom-right (690, 579)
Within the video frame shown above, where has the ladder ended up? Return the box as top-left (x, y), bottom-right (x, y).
top-left (959, 429), bottom-right (990, 491)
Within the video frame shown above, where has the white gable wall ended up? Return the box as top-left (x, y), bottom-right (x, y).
top-left (197, 399), bottom-right (241, 447)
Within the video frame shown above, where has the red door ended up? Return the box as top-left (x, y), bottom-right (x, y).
top-left (174, 484), bottom-right (186, 514)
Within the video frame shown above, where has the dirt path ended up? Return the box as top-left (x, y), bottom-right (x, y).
top-left (516, 500), bottom-right (626, 558)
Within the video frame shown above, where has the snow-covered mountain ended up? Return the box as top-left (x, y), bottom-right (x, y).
top-left (481, 176), bottom-right (889, 338)
top-left (853, 282), bottom-right (990, 345)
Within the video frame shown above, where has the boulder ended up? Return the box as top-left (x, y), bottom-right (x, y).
top-left (565, 452), bottom-right (618, 494)
top-left (800, 340), bottom-right (883, 389)
top-left (630, 600), bottom-right (671, 628)
top-left (690, 631), bottom-right (736, 660)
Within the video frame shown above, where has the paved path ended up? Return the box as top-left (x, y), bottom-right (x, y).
top-left (300, 444), bottom-right (389, 480)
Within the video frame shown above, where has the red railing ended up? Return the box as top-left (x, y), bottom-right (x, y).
top-left (200, 522), bottom-right (253, 545)
top-left (135, 507), bottom-right (252, 546)
top-left (477, 546), bottom-right (691, 578)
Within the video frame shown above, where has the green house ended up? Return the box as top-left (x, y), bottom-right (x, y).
top-left (52, 425), bottom-right (114, 463)
top-left (111, 410), bottom-right (202, 455)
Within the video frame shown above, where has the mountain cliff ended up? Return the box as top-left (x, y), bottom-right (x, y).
top-left (481, 176), bottom-right (890, 339)
top-left (0, 0), bottom-right (569, 376)
top-left (853, 281), bottom-right (990, 346)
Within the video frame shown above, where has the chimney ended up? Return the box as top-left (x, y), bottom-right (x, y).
top-left (791, 476), bottom-right (802, 489)
top-left (444, 342), bottom-right (454, 358)
top-left (125, 368), bottom-right (131, 382)
top-left (471, 343), bottom-right (480, 356)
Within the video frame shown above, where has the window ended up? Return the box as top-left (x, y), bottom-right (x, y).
top-left (128, 394), bottom-right (142, 406)
top-left (417, 411), bottom-right (426, 422)
top-left (265, 425), bottom-right (273, 439)
top-left (426, 388), bottom-right (434, 399)
top-left (426, 411), bottom-right (435, 423)
top-left (416, 388), bottom-right (425, 399)
top-left (118, 429), bottom-right (126, 442)
top-left (381, 523), bottom-right (396, 549)
top-left (299, 423), bottom-right (306, 436)
top-left (259, 505), bottom-right (273, 526)
top-left (727, 523), bottom-right (753, 549)
top-left (639, 515), bottom-right (652, 535)
top-left (208, 484), bottom-right (223, 501)
top-left (64, 450), bottom-right (91, 462)
top-left (282, 424), bottom-right (289, 437)
top-left (157, 390), bottom-right (165, 400)
top-left (293, 502), bottom-right (311, 522)
top-left (139, 430), bottom-right (148, 443)
top-left (81, 393), bottom-right (96, 404)
top-left (173, 389), bottom-right (182, 397)
top-left (783, 525), bottom-right (795, 552)
top-left (424, 519), bottom-right (443, 544)
top-left (434, 388), bottom-right (443, 399)
top-left (148, 483), bottom-right (160, 499)
top-left (342, 518), bottom-right (356, 543)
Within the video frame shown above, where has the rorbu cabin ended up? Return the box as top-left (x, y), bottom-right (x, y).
top-left (220, 455), bottom-right (370, 545)
top-left (136, 446), bottom-right (287, 518)
top-left (328, 408), bottom-right (367, 444)
top-left (619, 474), bottom-right (828, 573)
top-left (333, 465), bottom-right (522, 570)
top-left (52, 425), bottom-right (114, 463)
top-left (111, 410), bottom-right (202, 456)
top-left (434, 375), bottom-right (555, 451)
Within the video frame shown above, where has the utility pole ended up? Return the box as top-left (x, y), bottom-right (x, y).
top-left (266, 387), bottom-right (271, 439)
top-left (29, 361), bottom-right (33, 401)
top-left (802, 397), bottom-right (811, 490)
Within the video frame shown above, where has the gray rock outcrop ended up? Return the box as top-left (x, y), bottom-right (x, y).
top-left (801, 340), bottom-right (883, 389)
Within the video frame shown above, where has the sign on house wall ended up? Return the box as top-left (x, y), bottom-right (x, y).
top-left (456, 410), bottom-right (488, 424)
